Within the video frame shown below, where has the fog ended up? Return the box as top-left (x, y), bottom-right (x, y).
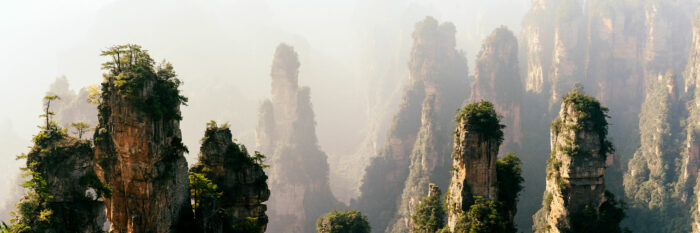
top-left (0, 0), bottom-right (528, 211)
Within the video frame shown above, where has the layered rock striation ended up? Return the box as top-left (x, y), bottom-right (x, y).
top-left (190, 123), bottom-right (270, 233)
top-left (471, 26), bottom-right (523, 153)
top-left (623, 72), bottom-right (690, 233)
top-left (445, 101), bottom-right (504, 232)
top-left (13, 127), bottom-right (107, 232)
top-left (520, 0), bottom-right (558, 94)
top-left (682, 10), bottom-right (700, 233)
top-left (366, 16), bottom-right (468, 233)
top-left (533, 90), bottom-right (624, 233)
top-left (93, 45), bottom-right (192, 233)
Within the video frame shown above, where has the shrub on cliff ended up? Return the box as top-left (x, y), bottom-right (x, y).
top-left (455, 100), bottom-right (505, 145)
top-left (568, 192), bottom-right (629, 233)
top-left (100, 44), bottom-right (188, 121)
top-left (453, 199), bottom-right (506, 233)
top-left (316, 210), bottom-right (370, 233)
top-left (411, 187), bottom-right (446, 233)
top-left (496, 153), bottom-right (524, 233)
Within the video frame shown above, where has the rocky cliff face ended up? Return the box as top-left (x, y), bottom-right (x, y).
top-left (256, 44), bottom-right (342, 233)
top-left (255, 100), bottom-right (275, 156)
top-left (685, 11), bottom-right (700, 94)
top-left (93, 45), bottom-right (192, 233)
top-left (354, 77), bottom-right (425, 232)
top-left (445, 101), bottom-right (503, 232)
top-left (265, 43), bottom-right (299, 147)
top-left (520, 0), bottom-right (557, 94)
top-left (617, 3), bottom-right (698, 231)
top-left (623, 71), bottom-right (691, 233)
top-left (642, 1), bottom-right (693, 76)
top-left (517, 1), bottom-right (697, 229)
top-left (472, 26), bottom-right (523, 153)
top-left (550, 0), bottom-right (587, 103)
top-left (684, 11), bottom-right (700, 233)
top-left (190, 124), bottom-right (270, 233)
top-left (356, 16), bottom-right (468, 233)
top-left (18, 130), bottom-right (107, 232)
top-left (533, 90), bottom-right (619, 232)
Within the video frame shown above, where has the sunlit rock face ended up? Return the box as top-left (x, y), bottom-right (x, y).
top-left (445, 107), bottom-right (501, 231)
top-left (550, 0), bottom-right (586, 103)
top-left (472, 26), bottom-right (523, 153)
top-left (521, 0), bottom-right (557, 94)
top-left (190, 126), bottom-right (270, 233)
top-left (27, 135), bottom-right (107, 232)
top-left (534, 92), bottom-right (611, 233)
top-left (360, 16), bottom-right (467, 233)
top-left (94, 47), bottom-right (192, 233)
top-left (256, 44), bottom-right (342, 233)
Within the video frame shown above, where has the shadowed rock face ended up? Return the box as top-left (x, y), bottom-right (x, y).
top-left (191, 126), bottom-right (270, 233)
top-left (472, 26), bottom-right (523, 153)
top-left (27, 134), bottom-right (107, 232)
top-left (517, 0), bottom-right (696, 230)
top-left (362, 16), bottom-right (467, 233)
top-left (550, 0), bottom-right (587, 103)
top-left (684, 12), bottom-right (700, 233)
top-left (445, 105), bottom-right (502, 231)
top-left (534, 91), bottom-right (612, 233)
top-left (94, 46), bottom-right (192, 233)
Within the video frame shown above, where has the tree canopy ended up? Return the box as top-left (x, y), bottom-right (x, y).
top-left (316, 210), bottom-right (370, 233)
top-left (456, 100), bottom-right (505, 144)
top-left (100, 44), bottom-right (188, 121)
top-left (410, 186), bottom-right (446, 233)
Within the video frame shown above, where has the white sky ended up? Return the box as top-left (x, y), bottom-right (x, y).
top-left (0, 0), bottom-right (531, 214)
top-left (0, 0), bottom-right (528, 144)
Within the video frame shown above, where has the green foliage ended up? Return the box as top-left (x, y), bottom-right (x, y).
top-left (454, 199), bottom-right (507, 233)
top-left (410, 189), bottom-right (445, 233)
top-left (87, 84), bottom-right (102, 104)
top-left (100, 44), bottom-right (188, 121)
top-left (551, 118), bottom-right (562, 134)
top-left (561, 91), bottom-right (609, 136)
top-left (8, 125), bottom-right (65, 232)
top-left (231, 217), bottom-right (265, 233)
top-left (544, 193), bottom-right (554, 212)
top-left (496, 153), bottom-right (524, 232)
top-left (188, 172), bottom-right (221, 219)
top-left (561, 90), bottom-right (614, 156)
top-left (316, 210), bottom-right (371, 233)
top-left (456, 100), bottom-right (505, 144)
top-left (20, 164), bottom-right (52, 202)
top-left (201, 121), bottom-right (269, 169)
top-left (567, 192), bottom-right (629, 233)
top-left (70, 122), bottom-right (91, 139)
top-left (0, 222), bottom-right (24, 233)
top-left (40, 95), bottom-right (60, 131)
top-left (548, 152), bottom-right (562, 172)
top-left (252, 151), bottom-right (270, 168)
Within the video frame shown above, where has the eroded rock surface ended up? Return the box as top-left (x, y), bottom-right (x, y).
top-left (94, 45), bottom-right (192, 233)
top-left (191, 125), bottom-right (270, 233)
